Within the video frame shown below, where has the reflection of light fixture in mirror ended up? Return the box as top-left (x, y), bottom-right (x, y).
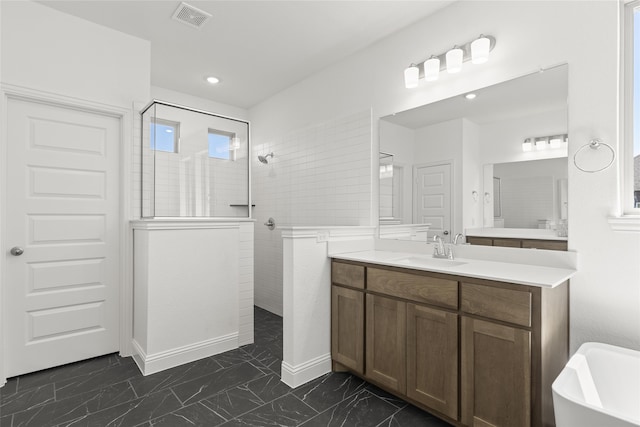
top-left (424, 56), bottom-right (440, 81)
top-left (404, 64), bottom-right (419, 88)
top-left (522, 134), bottom-right (568, 151)
top-left (471, 35), bottom-right (491, 64)
top-left (403, 34), bottom-right (496, 88)
top-left (535, 137), bottom-right (549, 150)
top-left (379, 164), bottom-right (393, 179)
top-left (446, 46), bottom-right (463, 73)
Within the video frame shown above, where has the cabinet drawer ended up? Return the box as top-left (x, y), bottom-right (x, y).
top-left (521, 239), bottom-right (567, 251)
top-left (467, 236), bottom-right (493, 246)
top-left (367, 268), bottom-right (458, 309)
top-left (461, 283), bottom-right (531, 327)
top-left (493, 238), bottom-right (522, 248)
top-left (332, 261), bottom-right (365, 289)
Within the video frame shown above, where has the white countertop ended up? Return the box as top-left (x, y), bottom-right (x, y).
top-left (331, 250), bottom-right (576, 288)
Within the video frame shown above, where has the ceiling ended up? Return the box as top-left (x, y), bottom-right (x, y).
top-left (37, 0), bottom-right (453, 109)
top-left (382, 64), bottom-right (569, 129)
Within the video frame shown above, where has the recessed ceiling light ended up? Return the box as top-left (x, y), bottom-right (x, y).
top-left (465, 93), bottom-right (477, 100)
top-left (206, 76), bottom-right (220, 84)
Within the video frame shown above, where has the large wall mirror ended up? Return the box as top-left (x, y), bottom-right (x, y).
top-left (379, 64), bottom-right (568, 241)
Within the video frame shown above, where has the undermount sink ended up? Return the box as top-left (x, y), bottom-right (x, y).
top-left (390, 256), bottom-right (467, 268)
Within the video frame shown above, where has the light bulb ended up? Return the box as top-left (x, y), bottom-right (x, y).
top-left (522, 138), bottom-right (533, 152)
top-left (404, 64), bottom-right (419, 88)
top-left (446, 46), bottom-right (463, 73)
top-left (471, 35), bottom-right (491, 64)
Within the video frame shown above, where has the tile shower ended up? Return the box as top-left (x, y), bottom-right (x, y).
top-left (252, 110), bottom-right (373, 315)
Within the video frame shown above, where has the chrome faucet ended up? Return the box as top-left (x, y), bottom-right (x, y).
top-left (453, 233), bottom-right (465, 245)
top-left (433, 235), bottom-right (454, 259)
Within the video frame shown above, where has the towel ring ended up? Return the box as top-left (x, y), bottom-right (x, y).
top-left (573, 139), bottom-right (615, 173)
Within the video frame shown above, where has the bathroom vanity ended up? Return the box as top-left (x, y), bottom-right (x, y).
top-left (330, 252), bottom-right (573, 427)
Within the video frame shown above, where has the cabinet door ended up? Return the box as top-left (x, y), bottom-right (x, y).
top-left (407, 303), bottom-right (458, 420)
top-left (366, 294), bottom-right (406, 394)
top-left (331, 285), bottom-right (364, 374)
top-left (462, 317), bottom-right (531, 427)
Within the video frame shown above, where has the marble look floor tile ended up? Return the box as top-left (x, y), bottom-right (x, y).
top-left (1, 414), bottom-right (13, 426)
top-left (55, 362), bottom-right (140, 401)
top-left (201, 383), bottom-right (264, 420)
top-left (172, 362), bottom-right (265, 406)
top-left (376, 404), bottom-right (452, 427)
top-left (64, 388), bottom-right (181, 427)
top-left (10, 381), bottom-right (136, 427)
top-left (1, 378), bottom-right (18, 396)
top-left (16, 355), bottom-right (123, 393)
top-left (363, 383), bottom-right (409, 409)
top-left (128, 356), bottom-right (224, 397)
top-left (292, 372), bottom-right (366, 413)
top-left (244, 373), bottom-right (291, 403)
top-left (0, 383), bottom-right (55, 416)
top-left (225, 394), bottom-right (317, 427)
top-left (211, 349), bottom-right (256, 369)
top-left (147, 402), bottom-right (226, 427)
top-left (300, 389), bottom-right (398, 427)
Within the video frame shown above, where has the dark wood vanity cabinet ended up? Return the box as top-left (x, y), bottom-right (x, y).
top-left (467, 236), bottom-right (568, 251)
top-left (331, 260), bottom-right (569, 427)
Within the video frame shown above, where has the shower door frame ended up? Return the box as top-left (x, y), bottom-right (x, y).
top-left (139, 99), bottom-right (252, 220)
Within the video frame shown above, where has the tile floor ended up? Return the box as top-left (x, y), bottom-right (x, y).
top-left (0, 307), bottom-right (452, 427)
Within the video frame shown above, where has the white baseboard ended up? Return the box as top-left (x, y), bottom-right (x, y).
top-left (131, 333), bottom-right (239, 376)
top-left (280, 353), bottom-right (332, 388)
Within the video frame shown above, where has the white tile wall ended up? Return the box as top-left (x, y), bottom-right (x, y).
top-left (500, 176), bottom-right (555, 228)
top-left (253, 110), bottom-right (373, 315)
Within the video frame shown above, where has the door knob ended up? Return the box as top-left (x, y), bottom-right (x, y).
top-left (10, 246), bottom-right (24, 256)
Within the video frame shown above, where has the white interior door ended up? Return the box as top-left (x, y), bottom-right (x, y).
top-left (5, 98), bottom-right (120, 377)
top-left (414, 163), bottom-right (452, 241)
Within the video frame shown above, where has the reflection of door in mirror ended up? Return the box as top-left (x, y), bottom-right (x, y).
top-left (379, 152), bottom-right (404, 223)
top-left (493, 177), bottom-right (501, 221)
top-left (414, 162), bottom-right (451, 240)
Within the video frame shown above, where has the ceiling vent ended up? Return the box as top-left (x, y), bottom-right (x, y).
top-left (171, 2), bottom-right (212, 30)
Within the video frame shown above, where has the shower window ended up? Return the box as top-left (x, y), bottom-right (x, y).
top-left (141, 101), bottom-right (250, 218)
top-left (208, 129), bottom-right (234, 160)
top-left (150, 118), bottom-right (179, 153)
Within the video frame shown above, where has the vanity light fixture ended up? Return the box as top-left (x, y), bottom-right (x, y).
top-left (535, 137), bottom-right (549, 151)
top-left (424, 56), bottom-right (440, 81)
top-left (446, 46), bottom-right (464, 73)
top-left (471, 35), bottom-right (491, 64)
top-left (404, 64), bottom-right (420, 88)
top-left (403, 34), bottom-right (496, 88)
top-left (522, 134), bottom-right (568, 152)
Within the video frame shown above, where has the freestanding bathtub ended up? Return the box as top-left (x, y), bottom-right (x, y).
top-left (552, 342), bottom-right (640, 427)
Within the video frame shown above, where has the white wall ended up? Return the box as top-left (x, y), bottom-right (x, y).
top-left (0, 0), bottom-right (151, 384)
top-left (462, 119), bottom-right (482, 230)
top-left (250, 1), bottom-right (640, 351)
top-left (1, 1), bottom-right (149, 107)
